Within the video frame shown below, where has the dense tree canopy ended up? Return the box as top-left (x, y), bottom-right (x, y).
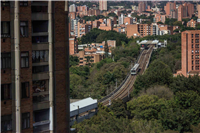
top-left (81, 28), bottom-right (130, 46)
top-left (71, 28), bottom-right (200, 133)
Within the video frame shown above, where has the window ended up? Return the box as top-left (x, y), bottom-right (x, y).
top-left (20, 0), bottom-right (28, 6)
top-left (1, 84), bottom-right (11, 100)
top-left (1, 115), bottom-right (12, 132)
top-left (192, 66), bottom-right (194, 70)
top-left (1, 22), bottom-right (10, 37)
top-left (1, 1), bottom-right (10, 6)
top-left (32, 50), bottom-right (49, 63)
top-left (79, 58), bottom-right (83, 60)
top-left (195, 34), bottom-right (199, 38)
top-left (20, 21), bottom-right (28, 37)
top-left (21, 82), bottom-right (29, 98)
top-left (196, 50), bottom-right (199, 54)
top-left (196, 66), bottom-right (199, 70)
top-left (1, 53), bottom-right (11, 69)
top-left (191, 34), bottom-right (194, 38)
top-left (192, 44), bottom-right (194, 48)
top-left (196, 44), bottom-right (199, 48)
top-left (192, 50), bottom-right (194, 54)
top-left (192, 60), bottom-right (194, 65)
top-left (195, 39), bottom-right (199, 43)
top-left (196, 60), bottom-right (199, 65)
top-left (192, 39), bottom-right (194, 43)
top-left (195, 55), bottom-right (199, 59)
top-left (80, 61), bottom-right (83, 63)
top-left (32, 65), bottom-right (49, 73)
top-left (21, 52), bottom-right (29, 68)
top-left (22, 113), bottom-right (30, 129)
top-left (192, 55), bottom-right (194, 59)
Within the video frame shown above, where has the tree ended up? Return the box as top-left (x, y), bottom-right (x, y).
top-left (133, 60), bottom-right (173, 96)
top-left (157, 21), bottom-right (164, 24)
top-left (159, 91), bottom-right (200, 133)
top-left (85, 56), bottom-right (92, 67)
top-left (139, 85), bottom-right (174, 100)
top-left (104, 39), bottom-right (109, 58)
top-left (127, 95), bottom-right (166, 120)
top-left (173, 21), bottom-right (183, 27)
top-left (110, 99), bottom-right (127, 118)
top-left (69, 55), bottom-right (79, 67)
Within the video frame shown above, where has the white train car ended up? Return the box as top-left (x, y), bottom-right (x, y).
top-left (130, 63), bottom-right (140, 75)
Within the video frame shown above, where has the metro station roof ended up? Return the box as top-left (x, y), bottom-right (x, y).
top-left (70, 97), bottom-right (97, 112)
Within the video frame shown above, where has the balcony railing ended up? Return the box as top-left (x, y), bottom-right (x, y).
top-left (33, 120), bottom-right (50, 133)
top-left (33, 94), bottom-right (49, 103)
top-left (1, 1), bottom-right (10, 6)
top-left (1, 33), bottom-right (10, 38)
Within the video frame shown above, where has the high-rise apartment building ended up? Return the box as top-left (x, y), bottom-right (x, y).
top-left (198, 5), bottom-right (200, 19)
top-left (178, 2), bottom-right (194, 21)
top-left (176, 30), bottom-right (200, 77)
top-left (164, 2), bottom-right (176, 16)
top-left (99, 0), bottom-right (107, 11)
top-left (138, 2), bottom-right (146, 13)
top-left (69, 4), bottom-right (76, 12)
top-left (126, 23), bottom-right (173, 38)
top-left (118, 14), bottom-right (124, 25)
top-left (1, 1), bottom-right (70, 132)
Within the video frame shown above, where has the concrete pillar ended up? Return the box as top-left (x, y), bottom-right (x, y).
top-left (48, 1), bottom-right (54, 132)
top-left (14, 1), bottom-right (21, 132)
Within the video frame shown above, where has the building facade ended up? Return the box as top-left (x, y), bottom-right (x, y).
top-left (1, 1), bottom-right (70, 132)
top-left (164, 2), bottom-right (176, 16)
top-left (176, 30), bottom-right (200, 77)
top-left (69, 37), bottom-right (78, 55)
top-left (178, 3), bottom-right (194, 21)
top-left (99, 0), bottom-right (107, 11)
top-left (138, 2), bottom-right (146, 13)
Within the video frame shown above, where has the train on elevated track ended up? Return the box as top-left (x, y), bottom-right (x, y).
top-left (130, 63), bottom-right (140, 75)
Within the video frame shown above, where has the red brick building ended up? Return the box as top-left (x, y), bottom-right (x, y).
top-left (164, 2), bottom-right (176, 16)
top-left (178, 3), bottom-right (194, 21)
top-left (1, 1), bottom-right (70, 132)
top-left (124, 17), bottom-right (133, 25)
top-left (175, 30), bottom-right (200, 77)
top-left (187, 19), bottom-right (196, 28)
top-left (69, 37), bottom-right (78, 55)
top-left (138, 2), bottom-right (146, 13)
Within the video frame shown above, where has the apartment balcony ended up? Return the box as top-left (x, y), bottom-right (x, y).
top-left (31, 1), bottom-right (48, 6)
top-left (32, 32), bottom-right (48, 36)
top-left (33, 72), bottom-right (49, 81)
top-left (32, 62), bottom-right (49, 67)
top-left (32, 43), bottom-right (49, 50)
top-left (33, 120), bottom-right (50, 133)
top-left (33, 94), bottom-right (49, 111)
top-left (1, 33), bottom-right (10, 38)
top-left (33, 107), bottom-right (50, 132)
top-left (32, 13), bottom-right (48, 21)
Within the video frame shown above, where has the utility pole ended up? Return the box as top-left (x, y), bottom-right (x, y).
top-left (131, 61), bottom-right (133, 68)
top-left (116, 79), bottom-right (117, 89)
top-left (109, 99), bottom-right (111, 106)
top-left (107, 87), bottom-right (108, 96)
top-left (128, 89), bottom-right (129, 98)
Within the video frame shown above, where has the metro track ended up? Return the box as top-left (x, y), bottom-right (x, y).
top-left (100, 46), bottom-right (154, 106)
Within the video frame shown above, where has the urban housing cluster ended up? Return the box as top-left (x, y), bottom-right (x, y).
top-left (69, 1), bottom-right (200, 68)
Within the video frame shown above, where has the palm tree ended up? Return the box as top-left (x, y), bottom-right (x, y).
top-left (85, 56), bottom-right (92, 67)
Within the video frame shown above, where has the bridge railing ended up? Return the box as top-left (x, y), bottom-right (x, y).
top-left (98, 49), bottom-right (144, 103)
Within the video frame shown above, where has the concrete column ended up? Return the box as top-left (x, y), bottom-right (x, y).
top-left (48, 1), bottom-right (54, 132)
top-left (14, 1), bottom-right (21, 132)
